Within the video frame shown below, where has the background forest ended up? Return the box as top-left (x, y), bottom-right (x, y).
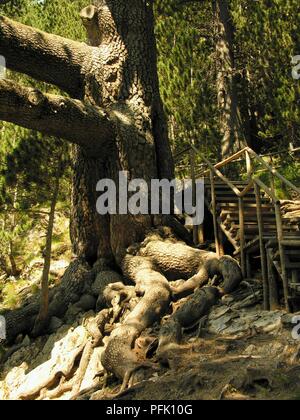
top-left (0, 0), bottom-right (299, 309)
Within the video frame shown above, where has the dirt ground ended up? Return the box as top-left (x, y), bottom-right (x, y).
top-left (99, 329), bottom-right (300, 401)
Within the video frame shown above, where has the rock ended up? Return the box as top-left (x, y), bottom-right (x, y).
top-left (0, 363), bottom-right (27, 400)
top-left (48, 317), bottom-right (63, 334)
top-left (22, 335), bottom-right (31, 347)
top-left (37, 326), bottom-right (70, 365)
top-left (244, 344), bottom-right (257, 355)
top-left (77, 295), bottom-right (96, 311)
top-left (64, 305), bottom-right (82, 323)
top-left (80, 347), bottom-right (104, 392)
top-left (91, 271), bottom-right (123, 297)
top-left (207, 308), bottom-right (239, 334)
top-left (10, 326), bottom-right (88, 400)
top-left (208, 308), bottom-right (284, 336)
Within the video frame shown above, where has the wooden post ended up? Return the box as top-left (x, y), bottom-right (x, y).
top-left (198, 224), bottom-right (205, 245)
top-left (210, 170), bottom-right (221, 257)
top-left (274, 202), bottom-right (290, 312)
top-left (238, 196), bottom-right (246, 277)
top-left (246, 252), bottom-right (251, 278)
top-left (266, 247), bottom-right (280, 310)
top-left (190, 149), bottom-right (199, 246)
top-left (270, 174), bottom-right (291, 312)
top-left (246, 150), bottom-right (252, 180)
top-left (217, 222), bottom-right (225, 256)
top-left (254, 182), bottom-right (269, 310)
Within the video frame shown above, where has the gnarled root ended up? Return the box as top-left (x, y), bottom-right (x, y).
top-left (157, 286), bottom-right (220, 364)
top-left (100, 231), bottom-right (242, 390)
top-left (100, 254), bottom-right (172, 391)
top-left (139, 237), bottom-right (242, 297)
top-left (1, 227), bottom-right (243, 398)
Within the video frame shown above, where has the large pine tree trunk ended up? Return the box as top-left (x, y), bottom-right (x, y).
top-left (72, 0), bottom-right (174, 265)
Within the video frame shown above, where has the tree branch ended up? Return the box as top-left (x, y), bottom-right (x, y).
top-left (0, 15), bottom-right (93, 98)
top-left (0, 79), bottom-right (115, 156)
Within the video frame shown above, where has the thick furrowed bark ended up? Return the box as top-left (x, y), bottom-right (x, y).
top-left (70, 148), bottom-right (114, 264)
top-left (0, 15), bottom-right (92, 97)
top-left (139, 237), bottom-right (243, 295)
top-left (0, 80), bottom-right (115, 156)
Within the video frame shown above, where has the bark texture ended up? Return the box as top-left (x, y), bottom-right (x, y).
top-left (0, 80), bottom-right (115, 155)
top-left (0, 15), bottom-right (91, 97)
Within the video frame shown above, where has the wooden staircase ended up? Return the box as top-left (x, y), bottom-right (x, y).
top-left (174, 146), bottom-right (300, 312)
top-left (204, 180), bottom-right (300, 250)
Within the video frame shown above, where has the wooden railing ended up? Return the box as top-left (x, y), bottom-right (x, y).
top-left (174, 146), bottom-right (300, 312)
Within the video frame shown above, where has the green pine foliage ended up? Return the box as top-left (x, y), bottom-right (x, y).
top-left (231, 0), bottom-right (300, 151)
top-left (155, 0), bottom-right (220, 156)
top-left (155, 0), bottom-right (300, 156)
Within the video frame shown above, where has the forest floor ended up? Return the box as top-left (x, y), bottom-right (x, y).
top-left (1, 274), bottom-right (300, 400)
top-left (111, 328), bottom-right (300, 401)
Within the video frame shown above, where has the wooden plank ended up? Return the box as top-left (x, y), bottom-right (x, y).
top-left (266, 248), bottom-right (280, 310)
top-left (210, 170), bottom-right (222, 257)
top-left (255, 182), bottom-right (269, 310)
top-left (239, 197), bottom-right (246, 277)
top-left (219, 203), bottom-right (273, 209)
top-left (213, 197), bottom-right (267, 203)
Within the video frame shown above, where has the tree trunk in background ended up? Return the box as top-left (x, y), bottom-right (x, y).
top-left (214, 0), bottom-right (245, 160)
top-left (33, 172), bottom-right (60, 334)
top-left (240, 69), bottom-right (261, 153)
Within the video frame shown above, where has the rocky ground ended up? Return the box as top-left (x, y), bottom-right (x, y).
top-left (1, 275), bottom-right (300, 401)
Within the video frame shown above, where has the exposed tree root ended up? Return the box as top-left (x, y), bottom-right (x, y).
top-left (100, 253), bottom-right (172, 391)
top-left (100, 230), bottom-right (242, 390)
top-left (157, 286), bottom-right (220, 364)
top-left (1, 227), bottom-right (243, 399)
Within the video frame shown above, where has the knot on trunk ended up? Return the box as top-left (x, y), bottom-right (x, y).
top-left (80, 5), bottom-right (102, 46)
